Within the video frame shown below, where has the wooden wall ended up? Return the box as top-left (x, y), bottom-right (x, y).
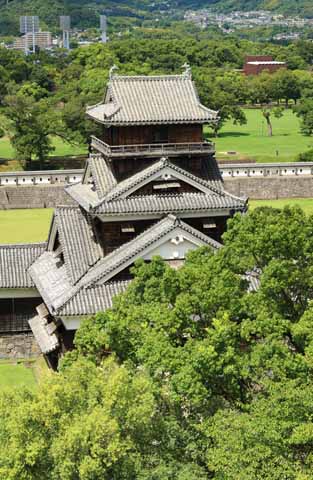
top-left (98, 215), bottom-right (229, 257)
top-left (103, 124), bottom-right (203, 146)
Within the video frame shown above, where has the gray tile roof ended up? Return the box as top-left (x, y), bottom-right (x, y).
top-left (86, 72), bottom-right (218, 126)
top-left (66, 156), bottom-right (246, 216)
top-left (93, 192), bottom-right (246, 216)
top-left (28, 251), bottom-right (75, 312)
top-left (28, 315), bottom-right (59, 354)
top-left (88, 155), bottom-right (117, 198)
top-left (29, 215), bottom-right (221, 316)
top-left (65, 183), bottom-right (99, 211)
top-left (245, 271), bottom-right (260, 292)
top-left (59, 280), bottom-right (131, 316)
top-left (0, 243), bottom-right (46, 289)
top-left (54, 207), bottom-right (102, 285)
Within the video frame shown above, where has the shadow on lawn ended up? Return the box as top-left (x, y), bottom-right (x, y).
top-left (217, 132), bottom-right (250, 138)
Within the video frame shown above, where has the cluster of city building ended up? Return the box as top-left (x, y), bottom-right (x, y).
top-left (7, 14), bottom-right (108, 54)
top-left (184, 9), bottom-right (313, 37)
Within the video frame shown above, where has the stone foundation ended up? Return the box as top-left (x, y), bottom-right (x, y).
top-left (0, 185), bottom-right (75, 209)
top-left (0, 333), bottom-right (41, 359)
top-left (224, 176), bottom-right (313, 200)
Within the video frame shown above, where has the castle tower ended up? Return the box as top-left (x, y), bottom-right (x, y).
top-left (0, 66), bottom-right (247, 367)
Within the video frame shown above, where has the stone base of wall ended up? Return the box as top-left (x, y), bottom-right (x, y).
top-left (0, 185), bottom-right (75, 209)
top-left (224, 176), bottom-right (313, 200)
top-left (0, 333), bottom-right (41, 359)
top-left (1, 176), bottom-right (313, 208)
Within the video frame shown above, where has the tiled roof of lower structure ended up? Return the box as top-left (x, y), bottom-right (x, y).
top-left (59, 281), bottom-right (131, 316)
top-left (0, 243), bottom-right (46, 289)
top-left (54, 207), bottom-right (102, 285)
top-left (28, 252), bottom-right (75, 312)
top-left (93, 192), bottom-right (246, 216)
top-left (29, 215), bottom-right (221, 316)
top-left (88, 155), bottom-right (117, 198)
top-left (28, 315), bottom-right (59, 354)
top-left (200, 156), bottom-right (223, 189)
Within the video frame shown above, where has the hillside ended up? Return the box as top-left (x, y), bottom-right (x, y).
top-left (0, 0), bottom-right (157, 35)
top-left (0, 0), bottom-right (312, 36)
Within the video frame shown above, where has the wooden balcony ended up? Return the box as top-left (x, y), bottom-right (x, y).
top-left (91, 136), bottom-right (215, 158)
top-left (0, 314), bottom-right (31, 333)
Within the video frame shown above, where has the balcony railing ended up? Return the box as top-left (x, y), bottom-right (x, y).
top-left (0, 314), bottom-right (32, 333)
top-left (91, 136), bottom-right (215, 158)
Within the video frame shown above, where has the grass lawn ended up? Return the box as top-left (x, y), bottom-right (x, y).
top-left (0, 135), bottom-right (86, 161)
top-left (0, 362), bottom-right (36, 390)
top-left (0, 209), bottom-right (53, 244)
top-left (206, 109), bottom-right (313, 163)
top-left (0, 357), bottom-right (50, 391)
top-left (249, 198), bottom-right (313, 215)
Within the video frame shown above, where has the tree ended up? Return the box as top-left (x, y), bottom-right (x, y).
top-left (262, 107), bottom-right (284, 137)
top-left (2, 207), bottom-right (313, 478)
top-left (4, 92), bottom-right (76, 169)
top-left (295, 99), bottom-right (313, 136)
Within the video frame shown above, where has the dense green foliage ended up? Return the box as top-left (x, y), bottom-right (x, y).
top-left (2, 207), bottom-right (313, 478)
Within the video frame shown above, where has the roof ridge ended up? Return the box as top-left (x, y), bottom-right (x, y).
top-left (0, 242), bottom-right (47, 249)
top-left (112, 74), bottom-right (188, 81)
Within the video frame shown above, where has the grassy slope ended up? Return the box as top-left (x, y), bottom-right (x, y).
top-left (208, 109), bottom-right (313, 163)
top-left (0, 362), bottom-right (36, 390)
top-left (0, 357), bottom-right (51, 390)
top-left (0, 208), bottom-right (53, 244)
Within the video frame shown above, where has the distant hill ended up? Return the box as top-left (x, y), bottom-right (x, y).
top-left (0, 0), bottom-right (156, 35)
top-left (0, 0), bottom-right (312, 36)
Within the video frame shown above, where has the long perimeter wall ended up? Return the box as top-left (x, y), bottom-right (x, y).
top-left (1, 163), bottom-right (313, 209)
top-left (222, 163), bottom-right (313, 199)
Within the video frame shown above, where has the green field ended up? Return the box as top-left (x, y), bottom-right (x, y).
top-left (0, 136), bottom-right (86, 161)
top-left (207, 109), bottom-right (313, 163)
top-left (0, 362), bottom-right (36, 390)
top-left (0, 357), bottom-right (50, 390)
top-left (249, 198), bottom-right (313, 214)
top-left (0, 209), bottom-right (53, 244)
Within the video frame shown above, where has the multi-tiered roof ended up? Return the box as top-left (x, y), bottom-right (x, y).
top-left (86, 66), bottom-right (217, 126)
top-left (0, 67), bottom-right (247, 360)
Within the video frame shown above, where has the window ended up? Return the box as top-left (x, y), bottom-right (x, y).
top-left (153, 126), bottom-right (169, 144)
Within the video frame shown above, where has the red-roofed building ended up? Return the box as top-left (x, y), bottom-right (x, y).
top-left (244, 55), bottom-right (286, 76)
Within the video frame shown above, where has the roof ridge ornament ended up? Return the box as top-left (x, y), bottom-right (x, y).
top-left (109, 65), bottom-right (118, 79)
top-left (182, 63), bottom-right (192, 79)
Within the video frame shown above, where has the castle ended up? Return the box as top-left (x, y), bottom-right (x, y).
top-left (0, 65), bottom-right (247, 367)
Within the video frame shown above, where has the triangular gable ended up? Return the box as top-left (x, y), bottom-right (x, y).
top-left (81, 215), bottom-right (221, 287)
top-left (102, 158), bottom-right (223, 204)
